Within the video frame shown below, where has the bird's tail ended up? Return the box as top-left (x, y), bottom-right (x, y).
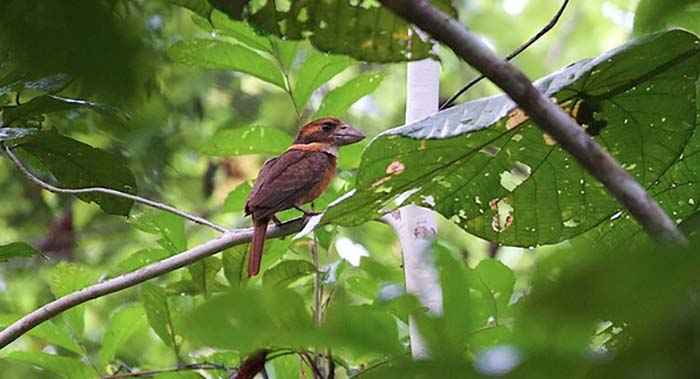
top-left (248, 218), bottom-right (269, 277)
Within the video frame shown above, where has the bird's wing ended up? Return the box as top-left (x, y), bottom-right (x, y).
top-left (245, 150), bottom-right (333, 219)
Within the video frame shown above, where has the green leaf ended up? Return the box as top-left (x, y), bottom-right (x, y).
top-left (0, 73), bottom-right (71, 97)
top-left (199, 125), bottom-right (292, 156)
top-left (223, 181), bottom-right (252, 213)
top-left (99, 304), bottom-right (147, 368)
top-left (4, 351), bottom-right (97, 379)
top-left (0, 242), bottom-right (40, 261)
top-left (474, 259), bottom-right (516, 321)
top-left (263, 259), bottom-right (315, 288)
top-left (189, 256), bottom-right (223, 297)
top-left (292, 51), bottom-right (353, 111)
top-left (634, 0), bottom-right (700, 35)
top-left (222, 245), bottom-right (247, 287)
top-left (48, 262), bottom-right (101, 336)
top-left (214, 0), bottom-right (435, 63)
top-left (2, 95), bottom-right (128, 126)
top-left (0, 314), bottom-right (83, 354)
top-left (315, 72), bottom-right (384, 118)
top-left (324, 30), bottom-right (700, 247)
top-left (140, 283), bottom-right (177, 348)
top-left (210, 10), bottom-right (273, 53)
top-left (168, 39), bottom-right (285, 88)
top-left (110, 248), bottom-right (172, 276)
top-left (129, 211), bottom-right (187, 253)
top-left (166, 0), bottom-right (214, 19)
top-left (19, 131), bottom-right (137, 216)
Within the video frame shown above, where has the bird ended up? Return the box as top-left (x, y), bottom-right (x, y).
top-left (244, 117), bottom-right (365, 276)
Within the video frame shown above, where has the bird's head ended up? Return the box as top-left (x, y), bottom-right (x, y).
top-left (293, 117), bottom-right (365, 146)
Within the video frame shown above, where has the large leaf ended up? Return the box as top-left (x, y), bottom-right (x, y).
top-left (18, 131), bottom-right (137, 216)
top-left (166, 0), bottom-right (214, 19)
top-left (4, 351), bottom-right (97, 379)
top-left (168, 39), bottom-right (286, 88)
top-left (199, 125), bottom-right (292, 156)
top-left (315, 72), bottom-right (384, 118)
top-left (323, 30), bottom-right (700, 247)
top-left (210, 0), bottom-right (443, 63)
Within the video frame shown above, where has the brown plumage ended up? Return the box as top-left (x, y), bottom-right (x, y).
top-left (244, 117), bottom-right (365, 276)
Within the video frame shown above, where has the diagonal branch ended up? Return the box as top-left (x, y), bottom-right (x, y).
top-left (379, 0), bottom-right (687, 245)
top-left (440, 0), bottom-right (571, 110)
top-left (0, 218), bottom-right (306, 349)
top-left (2, 142), bottom-right (227, 233)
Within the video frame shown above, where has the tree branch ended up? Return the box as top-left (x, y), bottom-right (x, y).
top-left (440, 0), bottom-right (571, 110)
top-left (1, 142), bottom-right (227, 233)
top-left (379, 0), bottom-right (687, 245)
top-left (0, 218), bottom-right (306, 349)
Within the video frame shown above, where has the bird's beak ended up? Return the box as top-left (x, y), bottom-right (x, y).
top-left (334, 123), bottom-right (366, 146)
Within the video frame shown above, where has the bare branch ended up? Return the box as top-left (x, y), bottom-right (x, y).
top-left (0, 218), bottom-right (306, 349)
top-left (440, 0), bottom-right (571, 110)
top-left (2, 143), bottom-right (227, 233)
top-left (379, 0), bottom-right (687, 245)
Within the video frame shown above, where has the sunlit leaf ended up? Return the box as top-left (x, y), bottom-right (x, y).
top-left (168, 39), bottom-right (286, 88)
top-left (324, 30), bottom-right (700, 247)
top-left (315, 72), bottom-right (384, 118)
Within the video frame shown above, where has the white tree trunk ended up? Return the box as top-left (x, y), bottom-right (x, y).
top-left (385, 57), bottom-right (443, 359)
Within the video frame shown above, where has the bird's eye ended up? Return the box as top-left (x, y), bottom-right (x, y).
top-left (321, 122), bottom-right (335, 132)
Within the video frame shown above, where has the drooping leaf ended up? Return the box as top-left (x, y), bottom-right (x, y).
top-left (48, 262), bottom-right (101, 336)
top-left (0, 314), bottom-right (83, 354)
top-left (0, 242), bottom-right (40, 261)
top-left (4, 351), bottom-right (97, 379)
top-left (19, 131), bottom-right (137, 216)
top-left (168, 39), bottom-right (286, 88)
top-left (2, 95), bottom-right (129, 126)
top-left (262, 259), bottom-right (315, 288)
top-left (210, 0), bottom-right (438, 63)
top-left (315, 72), bottom-right (384, 118)
top-left (223, 181), bottom-right (252, 213)
top-left (99, 304), bottom-right (147, 368)
top-left (140, 283), bottom-right (177, 348)
top-left (292, 51), bottom-right (353, 111)
top-left (199, 125), bottom-right (292, 156)
top-left (324, 30), bottom-right (700, 247)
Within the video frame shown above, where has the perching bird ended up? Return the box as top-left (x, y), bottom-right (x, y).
top-left (244, 117), bottom-right (365, 276)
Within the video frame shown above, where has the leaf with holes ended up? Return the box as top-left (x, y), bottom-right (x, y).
top-left (210, 0), bottom-right (447, 62)
top-left (18, 131), bottom-right (137, 216)
top-left (323, 30), bottom-right (700, 247)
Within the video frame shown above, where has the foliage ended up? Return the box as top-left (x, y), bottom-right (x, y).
top-left (0, 1), bottom-right (698, 379)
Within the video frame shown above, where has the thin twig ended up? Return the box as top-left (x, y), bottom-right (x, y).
top-left (2, 143), bottom-right (228, 233)
top-left (103, 363), bottom-right (228, 378)
top-left (439, 0), bottom-right (571, 110)
top-left (380, 0), bottom-right (687, 245)
top-left (0, 217), bottom-right (307, 349)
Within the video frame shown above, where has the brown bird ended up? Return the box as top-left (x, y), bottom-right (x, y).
top-left (244, 117), bottom-right (365, 276)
